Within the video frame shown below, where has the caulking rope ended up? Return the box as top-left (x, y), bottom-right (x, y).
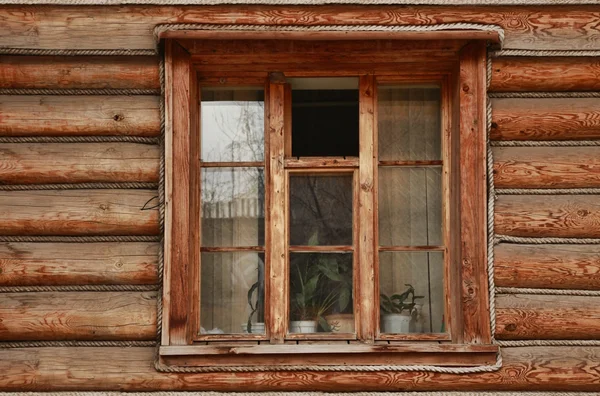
top-left (0, 136), bottom-right (158, 144)
top-left (5, 0), bottom-right (600, 4)
top-left (0, 285), bottom-right (160, 292)
top-left (0, 88), bottom-right (160, 96)
top-left (0, 183), bottom-right (158, 191)
top-left (496, 188), bottom-right (600, 195)
top-left (489, 92), bottom-right (600, 98)
top-left (491, 140), bottom-right (600, 147)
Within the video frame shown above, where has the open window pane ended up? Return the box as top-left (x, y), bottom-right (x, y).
top-left (289, 252), bottom-right (354, 334)
top-left (290, 174), bottom-right (353, 246)
top-left (201, 87), bottom-right (265, 162)
top-left (378, 167), bottom-right (442, 246)
top-left (378, 86), bottom-right (441, 161)
top-left (202, 167), bottom-right (265, 247)
top-left (379, 252), bottom-right (445, 334)
top-left (200, 252), bottom-right (265, 335)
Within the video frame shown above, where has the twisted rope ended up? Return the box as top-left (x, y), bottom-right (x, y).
top-left (3, 393), bottom-right (600, 396)
top-left (0, 48), bottom-right (157, 56)
top-left (496, 235), bottom-right (600, 244)
top-left (491, 140), bottom-right (600, 147)
top-left (0, 182), bottom-right (158, 191)
top-left (156, 47), bottom-right (166, 342)
top-left (0, 341), bottom-right (157, 348)
top-left (496, 340), bottom-right (600, 347)
top-left (6, 0), bottom-right (600, 4)
top-left (0, 136), bottom-right (158, 144)
top-left (496, 188), bottom-right (600, 195)
top-left (492, 49), bottom-right (600, 57)
top-left (0, 236), bottom-right (160, 243)
top-left (0, 284), bottom-right (159, 293)
top-left (496, 287), bottom-right (600, 296)
top-left (0, 88), bottom-right (159, 96)
top-left (489, 92), bottom-right (600, 98)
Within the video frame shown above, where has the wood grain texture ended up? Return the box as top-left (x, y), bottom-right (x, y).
top-left (0, 143), bottom-right (159, 184)
top-left (496, 294), bottom-right (600, 340)
top-left (0, 291), bottom-right (157, 341)
top-left (491, 98), bottom-right (600, 141)
top-left (0, 242), bottom-right (158, 286)
top-left (3, 6), bottom-right (600, 50)
top-left (0, 190), bottom-right (159, 236)
top-left (493, 147), bottom-right (600, 188)
top-left (1, 346), bottom-right (600, 391)
top-left (0, 96), bottom-right (160, 137)
top-left (496, 195), bottom-right (600, 238)
top-left (0, 56), bottom-right (160, 89)
top-left (490, 57), bottom-right (600, 92)
top-left (495, 244), bottom-right (600, 290)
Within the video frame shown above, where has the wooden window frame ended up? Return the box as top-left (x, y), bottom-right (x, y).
top-left (161, 38), bottom-right (497, 368)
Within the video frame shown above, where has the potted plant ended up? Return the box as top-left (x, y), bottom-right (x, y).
top-left (318, 255), bottom-right (354, 333)
top-left (242, 258), bottom-right (265, 334)
top-left (380, 284), bottom-right (424, 333)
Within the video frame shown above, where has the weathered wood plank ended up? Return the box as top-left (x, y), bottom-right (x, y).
top-left (0, 292), bottom-right (157, 341)
top-left (493, 147), bottom-right (600, 188)
top-left (495, 195), bottom-right (600, 238)
top-left (0, 190), bottom-right (159, 236)
top-left (0, 56), bottom-right (160, 90)
top-left (495, 244), bottom-right (600, 290)
top-left (0, 96), bottom-right (160, 137)
top-left (0, 346), bottom-right (599, 391)
top-left (0, 242), bottom-right (158, 286)
top-left (490, 57), bottom-right (600, 92)
top-left (496, 294), bottom-right (600, 340)
top-left (0, 143), bottom-right (159, 184)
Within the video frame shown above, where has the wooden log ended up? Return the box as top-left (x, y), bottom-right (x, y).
top-left (0, 96), bottom-right (160, 137)
top-left (0, 346), bottom-right (599, 391)
top-left (493, 147), bottom-right (600, 188)
top-left (0, 143), bottom-right (159, 184)
top-left (495, 195), bottom-right (600, 238)
top-left (0, 56), bottom-right (160, 90)
top-left (490, 57), bottom-right (600, 92)
top-left (496, 294), bottom-right (600, 340)
top-left (0, 291), bottom-right (157, 341)
top-left (0, 190), bottom-right (159, 236)
top-left (0, 242), bottom-right (158, 286)
top-left (495, 244), bottom-right (600, 290)
top-left (491, 98), bottom-right (600, 141)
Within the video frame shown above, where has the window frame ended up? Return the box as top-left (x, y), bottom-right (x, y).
top-left (161, 38), bottom-right (496, 368)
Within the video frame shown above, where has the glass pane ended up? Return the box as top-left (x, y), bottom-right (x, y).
top-left (202, 167), bottom-right (265, 247)
top-left (200, 252), bottom-right (265, 334)
top-left (378, 85), bottom-right (441, 161)
top-left (290, 77), bottom-right (359, 157)
top-left (289, 252), bottom-right (354, 334)
top-left (201, 87), bottom-right (264, 162)
top-left (378, 167), bottom-right (442, 246)
top-left (379, 252), bottom-right (445, 334)
top-left (290, 174), bottom-right (353, 246)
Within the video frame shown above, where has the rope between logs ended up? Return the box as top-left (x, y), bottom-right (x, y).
top-left (0, 182), bottom-right (158, 191)
top-left (0, 88), bottom-right (160, 96)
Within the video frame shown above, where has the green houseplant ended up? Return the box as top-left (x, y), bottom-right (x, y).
top-left (380, 284), bottom-right (424, 333)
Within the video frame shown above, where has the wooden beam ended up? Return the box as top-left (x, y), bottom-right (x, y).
top-left (0, 143), bottom-right (159, 184)
top-left (490, 57), bottom-right (600, 92)
top-left (0, 292), bottom-right (157, 341)
top-left (495, 243), bottom-right (600, 290)
top-left (0, 56), bottom-right (160, 90)
top-left (0, 242), bottom-right (158, 286)
top-left (495, 195), bottom-right (600, 238)
top-left (491, 98), bottom-right (600, 141)
top-left (496, 294), bottom-right (600, 340)
top-left (0, 95), bottom-right (160, 137)
top-left (493, 147), bottom-right (600, 188)
top-left (0, 190), bottom-right (159, 236)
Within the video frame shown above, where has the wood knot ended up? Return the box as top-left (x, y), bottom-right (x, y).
top-left (113, 114), bottom-right (124, 122)
top-left (491, 122), bottom-right (498, 129)
top-left (114, 260), bottom-right (124, 269)
top-left (577, 209), bottom-right (590, 217)
top-left (462, 84), bottom-right (470, 93)
top-left (99, 203), bottom-right (109, 211)
top-left (505, 323), bottom-right (517, 332)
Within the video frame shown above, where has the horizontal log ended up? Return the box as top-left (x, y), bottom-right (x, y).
top-left (0, 242), bottom-right (158, 286)
top-left (0, 291), bottom-right (157, 341)
top-left (495, 244), bottom-right (600, 290)
top-left (0, 96), bottom-right (160, 137)
top-left (490, 57), bottom-right (600, 92)
top-left (0, 56), bottom-right (160, 90)
top-left (491, 98), bottom-right (600, 141)
top-left (496, 294), bottom-right (600, 340)
top-left (493, 147), bottom-right (600, 188)
top-left (0, 190), bottom-right (159, 236)
top-left (0, 143), bottom-right (159, 184)
top-left (0, 346), bottom-right (599, 391)
top-left (495, 195), bottom-right (600, 238)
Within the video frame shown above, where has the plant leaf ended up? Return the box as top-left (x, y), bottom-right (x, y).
top-left (308, 231), bottom-right (319, 246)
top-left (338, 287), bottom-right (351, 312)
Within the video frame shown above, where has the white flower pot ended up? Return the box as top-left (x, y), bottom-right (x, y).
top-left (381, 313), bottom-right (411, 333)
top-left (324, 313), bottom-right (355, 333)
top-left (240, 322), bottom-right (265, 334)
top-left (289, 320), bottom-right (318, 333)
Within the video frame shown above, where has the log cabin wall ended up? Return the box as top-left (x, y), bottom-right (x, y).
top-left (0, 4), bottom-right (600, 392)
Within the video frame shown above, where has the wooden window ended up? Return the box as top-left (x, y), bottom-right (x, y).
top-left (161, 38), bottom-right (497, 368)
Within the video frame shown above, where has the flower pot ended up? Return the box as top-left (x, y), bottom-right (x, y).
top-left (324, 313), bottom-right (355, 333)
top-left (289, 320), bottom-right (318, 333)
top-left (381, 312), bottom-right (411, 333)
top-left (241, 322), bottom-right (265, 334)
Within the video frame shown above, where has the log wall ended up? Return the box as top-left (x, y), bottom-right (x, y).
top-left (0, 4), bottom-right (599, 392)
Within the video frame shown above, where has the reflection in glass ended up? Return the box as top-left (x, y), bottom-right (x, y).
top-left (378, 167), bottom-right (442, 246)
top-left (201, 167), bottom-right (265, 247)
top-left (379, 252), bottom-right (445, 334)
top-left (201, 87), bottom-right (264, 162)
top-left (290, 174), bottom-right (353, 246)
top-left (378, 86), bottom-right (441, 161)
top-left (289, 253), bottom-right (354, 334)
top-left (200, 252), bottom-right (265, 334)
